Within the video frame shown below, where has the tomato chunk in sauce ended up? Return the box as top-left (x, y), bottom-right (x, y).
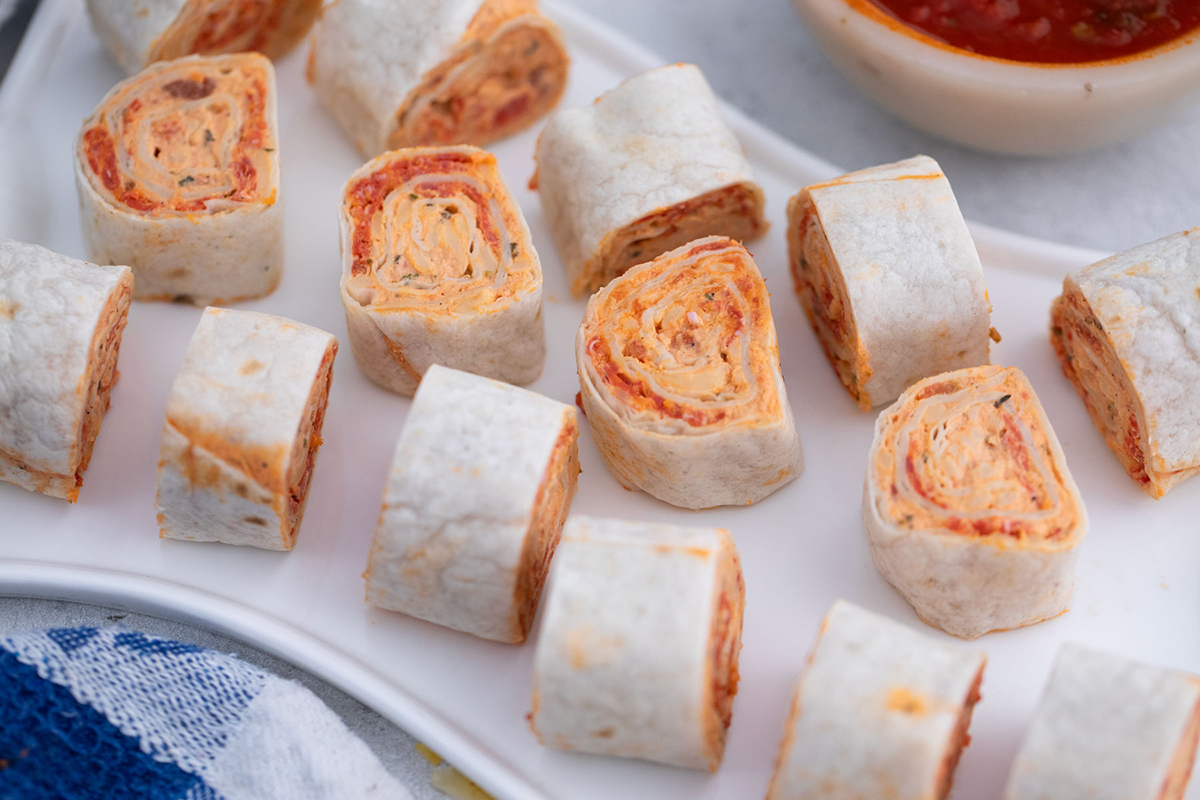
top-left (869, 0), bottom-right (1200, 62)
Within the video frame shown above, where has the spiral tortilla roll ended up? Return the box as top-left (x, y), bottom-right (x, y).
top-left (1050, 228), bottom-right (1200, 499)
top-left (534, 63), bottom-right (768, 297)
top-left (766, 600), bottom-right (986, 800)
top-left (576, 236), bottom-right (802, 509)
top-left (1005, 644), bottom-right (1200, 800)
top-left (0, 240), bottom-right (133, 502)
top-left (530, 516), bottom-right (744, 772)
top-left (75, 53), bottom-right (282, 305)
top-left (864, 365), bottom-right (1087, 640)
top-left (155, 308), bottom-right (337, 551)
top-left (85, 0), bottom-right (321, 76)
top-left (364, 365), bottom-right (579, 644)
top-left (787, 155), bottom-right (994, 410)
top-left (307, 0), bottom-right (568, 159)
top-left (339, 145), bottom-right (545, 396)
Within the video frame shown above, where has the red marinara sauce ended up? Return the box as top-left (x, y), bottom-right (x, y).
top-left (868, 0), bottom-right (1200, 63)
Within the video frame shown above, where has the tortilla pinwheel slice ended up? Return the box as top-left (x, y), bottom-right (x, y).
top-left (1005, 644), bottom-right (1200, 800)
top-left (75, 53), bottom-right (282, 305)
top-left (339, 145), bottom-right (545, 396)
top-left (864, 365), bottom-right (1087, 640)
top-left (534, 63), bottom-right (768, 298)
top-left (530, 516), bottom-right (744, 772)
top-left (0, 240), bottom-right (133, 502)
top-left (155, 308), bottom-right (337, 551)
top-left (767, 600), bottom-right (986, 800)
top-left (576, 236), bottom-right (802, 509)
top-left (307, 0), bottom-right (569, 158)
top-left (787, 155), bottom-right (995, 410)
top-left (86, 0), bottom-right (321, 76)
top-left (364, 365), bottom-right (579, 644)
top-left (1050, 228), bottom-right (1200, 498)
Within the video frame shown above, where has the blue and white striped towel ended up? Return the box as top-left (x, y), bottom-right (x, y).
top-left (0, 626), bottom-right (412, 800)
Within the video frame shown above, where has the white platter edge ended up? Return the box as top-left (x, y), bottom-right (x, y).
top-left (0, 559), bottom-right (554, 800)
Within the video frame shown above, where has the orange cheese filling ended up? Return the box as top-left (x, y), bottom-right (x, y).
top-left (583, 238), bottom-right (781, 429)
top-left (151, 0), bottom-right (321, 63)
top-left (1050, 285), bottom-right (1162, 493)
top-left (81, 54), bottom-right (275, 216)
top-left (578, 183), bottom-right (767, 298)
top-left (282, 343), bottom-right (337, 546)
top-left (874, 366), bottom-right (1080, 540)
top-left (75, 277), bottom-right (134, 495)
top-left (390, 0), bottom-right (568, 149)
top-left (706, 545), bottom-right (744, 762)
top-left (788, 198), bottom-right (871, 408)
top-left (342, 147), bottom-right (538, 316)
top-left (512, 419), bottom-right (580, 643)
top-left (934, 665), bottom-right (984, 800)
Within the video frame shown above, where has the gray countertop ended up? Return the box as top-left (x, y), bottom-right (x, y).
top-left (2, 1), bottom-right (1199, 797)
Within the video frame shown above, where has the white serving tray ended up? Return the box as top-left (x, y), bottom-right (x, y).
top-left (2, 2), bottom-right (1199, 799)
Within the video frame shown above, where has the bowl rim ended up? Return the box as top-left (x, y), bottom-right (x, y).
top-left (804, 0), bottom-right (1200, 76)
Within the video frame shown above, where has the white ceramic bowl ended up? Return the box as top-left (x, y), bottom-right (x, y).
top-left (792, 0), bottom-right (1200, 155)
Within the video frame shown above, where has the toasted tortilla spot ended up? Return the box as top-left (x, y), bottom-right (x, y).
top-left (565, 626), bottom-right (625, 670)
top-left (885, 687), bottom-right (928, 715)
top-left (166, 417), bottom-right (288, 494)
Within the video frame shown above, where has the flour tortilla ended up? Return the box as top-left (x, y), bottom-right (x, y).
top-left (576, 236), bottom-right (802, 509)
top-left (787, 155), bottom-right (992, 409)
top-left (767, 600), bottom-right (986, 800)
top-left (1004, 644), bottom-right (1200, 800)
top-left (307, 0), bottom-right (567, 157)
top-left (75, 53), bottom-right (283, 305)
top-left (534, 63), bottom-right (767, 297)
top-left (364, 365), bottom-right (579, 643)
top-left (338, 145), bottom-right (545, 396)
top-left (155, 307), bottom-right (337, 550)
top-left (864, 365), bottom-right (1087, 640)
top-left (86, 0), bottom-right (320, 75)
top-left (530, 515), bottom-right (744, 771)
top-left (1050, 228), bottom-right (1200, 498)
top-left (0, 239), bottom-right (133, 501)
